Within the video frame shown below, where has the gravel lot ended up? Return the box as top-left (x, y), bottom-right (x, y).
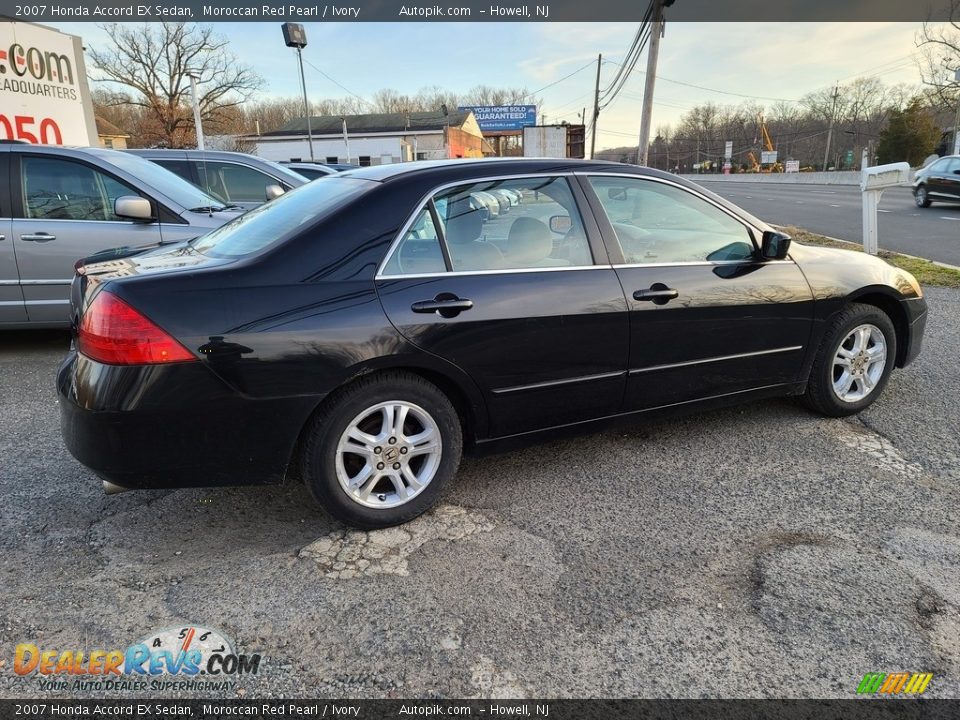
top-left (1, 287), bottom-right (959, 699)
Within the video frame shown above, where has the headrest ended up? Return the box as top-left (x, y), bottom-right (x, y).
top-left (445, 200), bottom-right (483, 244)
top-left (507, 216), bottom-right (552, 263)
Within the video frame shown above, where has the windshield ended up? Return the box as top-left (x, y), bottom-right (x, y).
top-left (96, 150), bottom-right (224, 212)
top-left (191, 177), bottom-right (375, 258)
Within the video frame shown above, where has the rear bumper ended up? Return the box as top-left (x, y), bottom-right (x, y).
top-left (900, 296), bottom-right (927, 368)
top-left (57, 351), bottom-right (319, 490)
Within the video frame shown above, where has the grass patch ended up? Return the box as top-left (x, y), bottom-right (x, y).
top-left (782, 225), bottom-right (960, 289)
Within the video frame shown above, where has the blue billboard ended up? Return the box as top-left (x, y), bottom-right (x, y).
top-left (459, 105), bottom-right (537, 132)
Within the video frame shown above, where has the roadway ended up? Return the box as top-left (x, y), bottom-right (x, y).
top-left (692, 181), bottom-right (960, 266)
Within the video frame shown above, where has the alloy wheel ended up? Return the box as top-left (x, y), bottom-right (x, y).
top-left (335, 401), bottom-right (442, 508)
top-left (832, 323), bottom-right (887, 403)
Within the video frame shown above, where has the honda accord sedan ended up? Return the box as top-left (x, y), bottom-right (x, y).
top-left (58, 159), bottom-right (927, 528)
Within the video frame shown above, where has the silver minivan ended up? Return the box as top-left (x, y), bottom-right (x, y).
top-left (0, 143), bottom-right (241, 328)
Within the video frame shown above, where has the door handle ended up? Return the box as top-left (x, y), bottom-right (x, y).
top-left (411, 295), bottom-right (474, 318)
top-left (21, 233), bottom-right (56, 242)
top-left (633, 284), bottom-right (679, 305)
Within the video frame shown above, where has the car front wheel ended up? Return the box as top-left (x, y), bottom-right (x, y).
top-left (300, 371), bottom-right (462, 528)
top-left (802, 303), bottom-right (897, 417)
top-left (915, 185), bottom-right (931, 208)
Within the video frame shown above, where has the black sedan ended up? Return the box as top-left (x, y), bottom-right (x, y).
top-left (913, 154), bottom-right (960, 208)
top-left (58, 159), bottom-right (927, 528)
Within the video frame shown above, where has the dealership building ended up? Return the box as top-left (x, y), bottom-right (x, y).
top-left (250, 110), bottom-right (490, 165)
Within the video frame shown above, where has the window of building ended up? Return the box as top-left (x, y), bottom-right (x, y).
top-left (326, 156), bottom-right (339, 164)
top-left (358, 156), bottom-right (372, 167)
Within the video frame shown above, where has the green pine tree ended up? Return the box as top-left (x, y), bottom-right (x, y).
top-left (876, 99), bottom-right (943, 166)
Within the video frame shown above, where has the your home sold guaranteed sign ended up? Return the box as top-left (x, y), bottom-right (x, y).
top-left (0, 21), bottom-right (98, 145)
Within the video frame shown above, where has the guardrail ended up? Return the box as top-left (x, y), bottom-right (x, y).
top-left (679, 171), bottom-right (879, 186)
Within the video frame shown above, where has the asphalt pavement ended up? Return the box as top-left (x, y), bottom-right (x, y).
top-left (1, 293), bottom-right (959, 699)
top-left (693, 181), bottom-right (960, 266)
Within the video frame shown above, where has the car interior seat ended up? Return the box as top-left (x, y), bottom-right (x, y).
top-left (506, 217), bottom-right (569, 267)
top-left (444, 200), bottom-right (504, 271)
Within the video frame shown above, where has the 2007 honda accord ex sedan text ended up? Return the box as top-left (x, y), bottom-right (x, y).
top-left (58, 159), bottom-right (927, 528)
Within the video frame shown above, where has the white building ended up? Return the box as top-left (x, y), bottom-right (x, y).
top-left (249, 110), bottom-right (488, 166)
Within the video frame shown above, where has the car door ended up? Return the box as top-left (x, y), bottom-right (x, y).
top-left (925, 158), bottom-right (955, 199)
top-left (0, 148), bottom-right (27, 323)
top-left (581, 173), bottom-right (814, 411)
top-left (376, 174), bottom-right (630, 438)
top-left (941, 158), bottom-right (960, 199)
top-left (10, 153), bottom-right (162, 324)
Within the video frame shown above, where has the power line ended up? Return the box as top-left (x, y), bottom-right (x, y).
top-left (302, 57), bottom-right (374, 109)
top-left (524, 60), bottom-right (598, 100)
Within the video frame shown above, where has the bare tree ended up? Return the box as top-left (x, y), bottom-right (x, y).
top-left (88, 22), bottom-right (263, 148)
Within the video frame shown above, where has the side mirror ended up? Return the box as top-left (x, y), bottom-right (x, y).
top-left (549, 215), bottom-right (572, 234)
top-left (760, 230), bottom-right (791, 260)
top-left (114, 196), bottom-right (154, 222)
top-left (607, 187), bottom-right (628, 201)
top-left (265, 184), bottom-right (285, 201)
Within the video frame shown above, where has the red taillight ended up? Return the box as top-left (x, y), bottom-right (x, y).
top-left (78, 291), bottom-right (195, 365)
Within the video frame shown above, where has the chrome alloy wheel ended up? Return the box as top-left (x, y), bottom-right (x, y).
top-left (832, 323), bottom-right (887, 403)
top-left (915, 186), bottom-right (928, 207)
top-left (335, 401), bottom-right (442, 509)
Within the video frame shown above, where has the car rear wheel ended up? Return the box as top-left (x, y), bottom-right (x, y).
top-left (802, 303), bottom-right (897, 417)
top-left (300, 372), bottom-right (462, 528)
top-left (915, 185), bottom-right (931, 208)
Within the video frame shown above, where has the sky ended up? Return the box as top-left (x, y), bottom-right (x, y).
top-left (48, 21), bottom-right (927, 151)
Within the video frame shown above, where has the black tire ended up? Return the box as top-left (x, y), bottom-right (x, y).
top-left (802, 303), bottom-right (897, 417)
top-left (915, 185), bottom-right (932, 208)
top-left (300, 371), bottom-right (462, 529)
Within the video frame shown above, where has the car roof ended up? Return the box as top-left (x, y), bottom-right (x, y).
top-left (338, 157), bottom-right (642, 182)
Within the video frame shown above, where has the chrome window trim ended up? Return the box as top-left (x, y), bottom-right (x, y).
top-left (628, 345), bottom-right (803, 375)
top-left (378, 265), bottom-right (605, 281)
top-left (612, 259), bottom-right (795, 269)
top-left (375, 172), bottom-right (596, 279)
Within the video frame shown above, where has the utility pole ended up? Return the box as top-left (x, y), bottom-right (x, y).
top-left (953, 68), bottom-right (960, 155)
top-left (590, 53), bottom-right (602, 159)
top-left (637, 0), bottom-right (666, 167)
top-left (822, 85), bottom-right (840, 172)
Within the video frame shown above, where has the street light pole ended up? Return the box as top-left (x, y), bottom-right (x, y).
top-left (296, 47), bottom-right (314, 161)
top-left (189, 73), bottom-right (204, 151)
top-left (282, 23), bottom-right (314, 161)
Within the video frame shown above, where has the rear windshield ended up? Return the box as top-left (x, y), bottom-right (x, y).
top-left (190, 177), bottom-right (374, 258)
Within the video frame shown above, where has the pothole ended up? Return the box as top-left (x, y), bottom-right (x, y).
top-left (299, 505), bottom-right (494, 578)
top-left (831, 419), bottom-right (922, 479)
top-left (470, 656), bottom-right (527, 699)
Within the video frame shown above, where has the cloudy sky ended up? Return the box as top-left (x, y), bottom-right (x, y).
top-left (49, 21), bottom-right (927, 150)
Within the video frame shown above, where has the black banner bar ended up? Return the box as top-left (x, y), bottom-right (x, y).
top-left (0, 0), bottom-right (956, 23)
top-left (3, 700), bottom-right (960, 720)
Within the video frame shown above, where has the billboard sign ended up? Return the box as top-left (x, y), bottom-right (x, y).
top-left (760, 150), bottom-right (778, 164)
top-left (0, 22), bottom-right (96, 146)
top-left (785, 160), bottom-right (800, 173)
top-left (724, 140), bottom-right (733, 160)
top-left (459, 105), bottom-right (537, 132)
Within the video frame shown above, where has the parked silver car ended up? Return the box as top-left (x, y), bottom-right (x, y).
top-left (129, 150), bottom-right (309, 210)
top-left (0, 143), bottom-right (241, 328)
